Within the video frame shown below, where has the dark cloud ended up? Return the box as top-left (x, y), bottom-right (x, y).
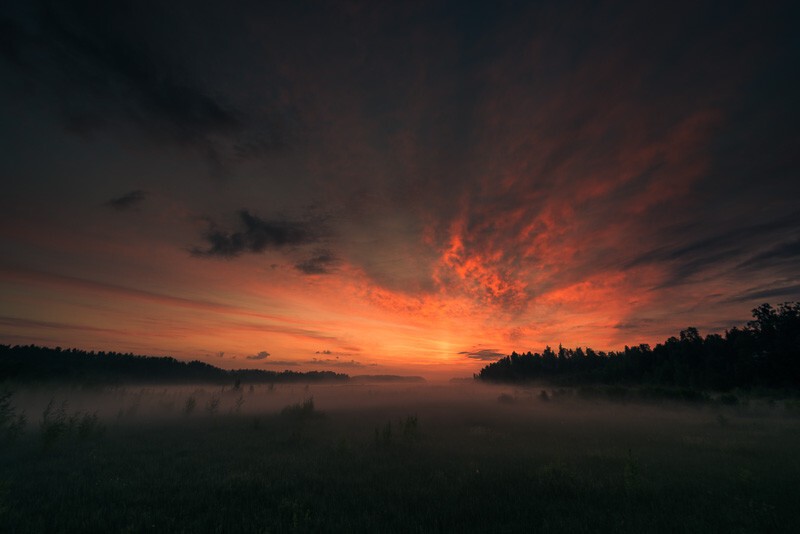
top-left (246, 351), bottom-right (270, 361)
top-left (738, 238), bottom-right (800, 270)
top-left (295, 250), bottom-right (337, 275)
top-left (192, 210), bottom-right (319, 258)
top-left (614, 319), bottom-right (656, 330)
top-left (631, 215), bottom-right (800, 268)
top-left (458, 349), bottom-right (506, 361)
top-left (627, 214), bottom-right (800, 287)
top-left (0, 315), bottom-right (126, 336)
top-left (655, 249), bottom-right (748, 289)
top-left (725, 284), bottom-right (800, 304)
top-left (0, 0), bottom-right (299, 169)
top-left (1, 0), bottom-right (799, 359)
top-left (106, 190), bottom-right (146, 210)
top-left (312, 350), bottom-right (355, 359)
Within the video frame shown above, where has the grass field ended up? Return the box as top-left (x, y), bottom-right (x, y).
top-left (1, 382), bottom-right (799, 533)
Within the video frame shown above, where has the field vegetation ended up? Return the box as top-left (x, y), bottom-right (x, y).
top-left (0, 381), bottom-right (798, 532)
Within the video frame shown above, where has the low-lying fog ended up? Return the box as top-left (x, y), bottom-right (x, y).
top-left (4, 380), bottom-right (798, 533)
top-left (5, 380), bottom-right (795, 432)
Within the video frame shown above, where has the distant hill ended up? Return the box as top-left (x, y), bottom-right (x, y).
top-left (0, 344), bottom-right (348, 385)
top-left (349, 375), bottom-right (426, 383)
top-left (476, 302), bottom-right (800, 390)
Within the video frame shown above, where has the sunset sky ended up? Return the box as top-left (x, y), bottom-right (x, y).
top-left (1, 1), bottom-right (798, 378)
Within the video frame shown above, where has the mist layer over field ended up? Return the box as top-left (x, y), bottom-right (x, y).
top-left (2, 381), bottom-right (799, 532)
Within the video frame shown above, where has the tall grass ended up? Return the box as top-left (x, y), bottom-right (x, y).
top-left (280, 397), bottom-right (320, 421)
top-left (40, 399), bottom-right (104, 449)
top-left (183, 396), bottom-right (197, 416)
top-left (0, 390), bottom-right (26, 442)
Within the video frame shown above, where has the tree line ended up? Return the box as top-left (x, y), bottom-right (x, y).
top-left (0, 345), bottom-right (348, 385)
top-left (477, 303), bottom-right (800, 390)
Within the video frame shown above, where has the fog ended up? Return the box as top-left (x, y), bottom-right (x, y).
top-left (3, 378), bottom-right (799, 533)
top-left (5, 379), bottom-right (792, 433)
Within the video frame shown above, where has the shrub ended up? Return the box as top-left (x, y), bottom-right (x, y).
top-left (280, 397), bottom-right (320, 421)
top-left (5, 413), bottom-right (26, 442)
top-left (233, 393), bottom-right (245, 414)
top-left (77, 412), bottom-right (104, 439)
top-left (0, 390), bottom-right (26, 442)
top-left (183, 396), bottom-right (197, 416)
top-left (375, 420), bottom-right (392, 447)
top-left (400, 415), bottom-right (418, 439)
top-left (40, 399), bottom-right (68, 449)
top-left (206, 394), bottom-right (221, 415)
top-left (0, 391), bottom-right (15, 428)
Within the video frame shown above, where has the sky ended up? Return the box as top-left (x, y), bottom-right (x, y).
top-left (1, 0), bottom-right (798, 379)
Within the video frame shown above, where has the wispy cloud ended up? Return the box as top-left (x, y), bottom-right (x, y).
top-left (295, 250), bottom-right (337, 275)
top-left (308, 357), bottom-right (372, 368)
top-left (458, 349), bottom-right (506, 361)
top-left (737, 238), bottom-right (800, 270)
top-left (106, 190), bottom-right (147, 210)
top-left (0, 315), bottom-right (128, 336)
top-left (725, 284), bottom-right (800, 304)
top-left (1, 0), bottom-right (300, 170)
top-left (192, 210), bottom-right (321, 258)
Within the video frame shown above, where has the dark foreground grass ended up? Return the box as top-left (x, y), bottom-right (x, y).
top-left (1, 385), bottom-right (799, 533)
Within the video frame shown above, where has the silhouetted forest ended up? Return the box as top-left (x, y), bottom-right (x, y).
top-left (0, 345), bottom-right (348, 385)
top-left (477, 303), bottom-right (800, 390)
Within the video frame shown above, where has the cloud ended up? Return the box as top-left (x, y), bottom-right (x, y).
top-left (613, 319), bottom-right (656, 330)
top-left (246, 351), bottom-right (270, 360)
top-left (106, 190), bottom-right (147, 210)
top-left (2, 0), bottom-right (799, 360)
top-left (0, 0), bottom-right (300, 169)
top-left (629, 215), bottom-right (800, 269)
top-left (308, 357), bottom-right (371, 368)
top-left (738, 238), bottom-right (800, 270)
top-left (312, 349), bottom-right (355, 359)
top-left (725, 284), bottom-right (800, 304)
top-left (0, 267), bottom-right (347, 345)
top-left (0, 315), bottom-right (128, 336)
top-left (458, 349), bottom-right (506, 361)
top-left (295, 250), bottom-right (337, 275)
top-left (192, 210), bottom-right (319, 258)
top-left (625, 213), bottom-right (800, 288)
top-left (0, 266), bottom-right (252, 315)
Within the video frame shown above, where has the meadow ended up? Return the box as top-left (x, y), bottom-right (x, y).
top-left (1, 382), bottom-right (799, 533)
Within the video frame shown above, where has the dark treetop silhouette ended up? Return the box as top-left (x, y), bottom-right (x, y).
top-left (0, 345), bottom-right (347, 385)
top-left (477, 303), bottom-right (800, 390)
